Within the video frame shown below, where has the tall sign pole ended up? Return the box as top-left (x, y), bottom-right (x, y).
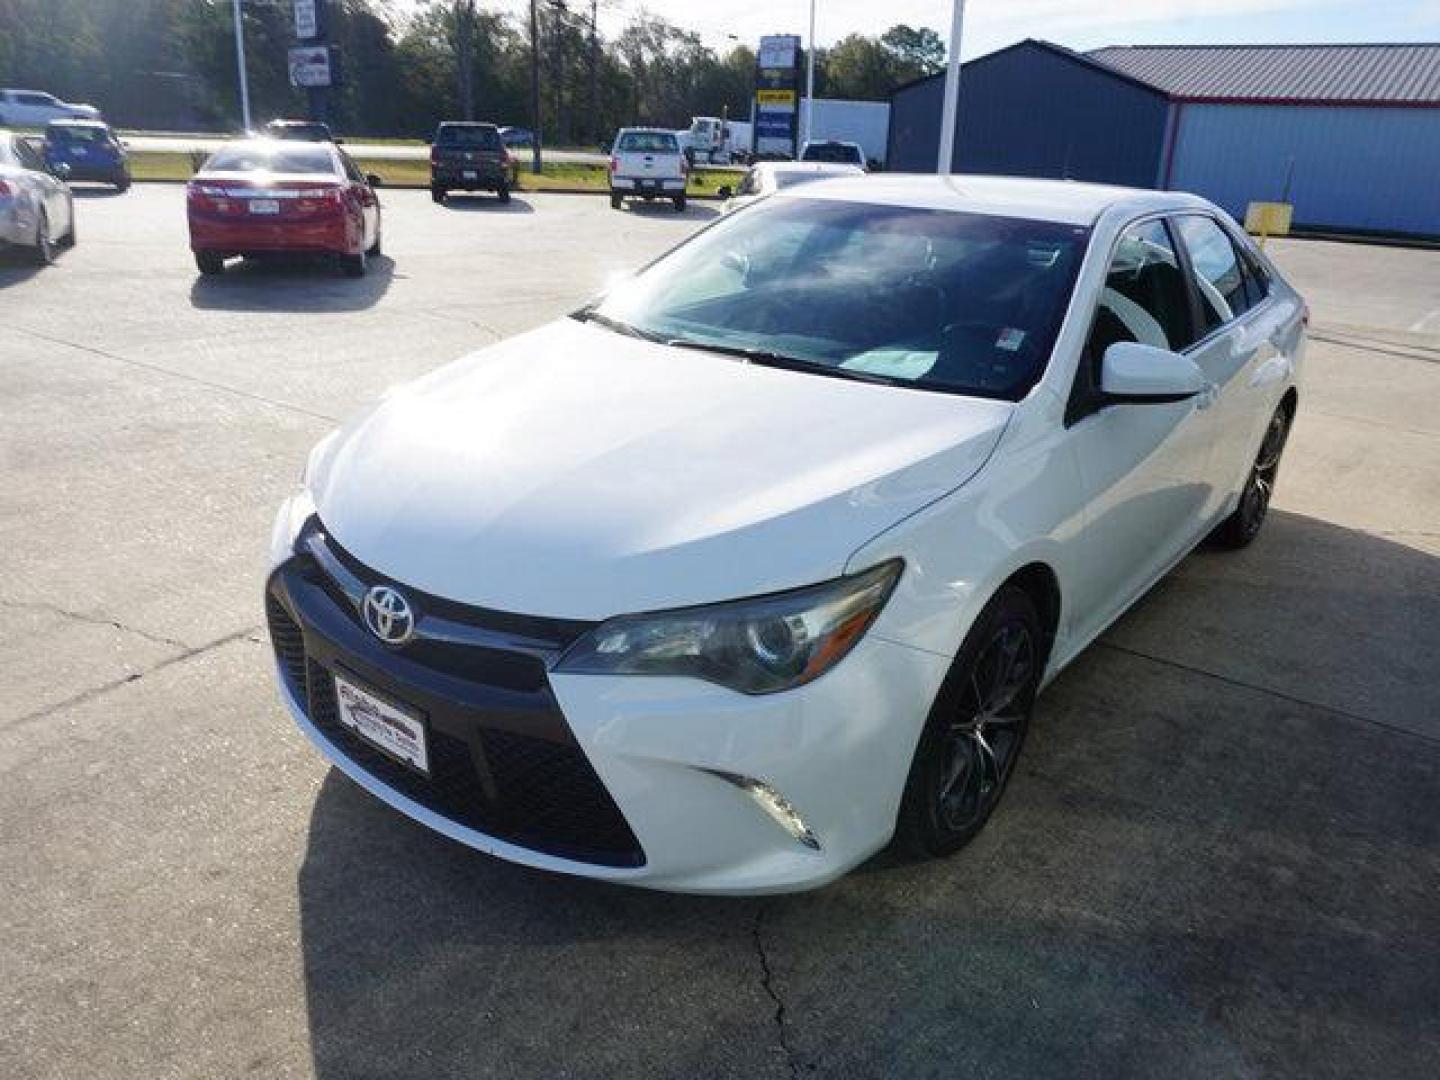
top-left (529, 0), bottom-right (543, 174)
top-left (937, 0), bottom-right (965, 173)
top-left (233, 0), bottom-right (252, 131)
top-left (803, 0), bottom-right (816, 147)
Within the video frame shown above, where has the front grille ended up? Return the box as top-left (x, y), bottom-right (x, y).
top-left (266, 594), bottom-right (306, 696)
top-left (266, 555), bottom-right (645, 869)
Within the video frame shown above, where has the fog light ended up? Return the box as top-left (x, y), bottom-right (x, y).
top-left (705, 770), bottom-right (821, 851)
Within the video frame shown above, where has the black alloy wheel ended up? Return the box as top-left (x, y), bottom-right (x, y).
top-left (896, 586), bottom-right (1042, 857)
top-left (1213, 402), bottom-right (1292, 549)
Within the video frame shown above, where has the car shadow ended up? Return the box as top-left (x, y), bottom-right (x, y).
top-left (295, 511), bottom-right (1439, 1078)
top-left (438, 194), bottom-right (535, 214)
top-left (621, 200), bottom-right (721, 221)
top-left (0, 246), bottom-right (57, 284)
top-left (188, 254), bottom-right (396, 313)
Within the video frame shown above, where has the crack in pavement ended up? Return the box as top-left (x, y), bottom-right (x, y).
top-left (4, 324), bottom-right (341, 424)
top-left (1096, 641), bottom-right (1440, 748)
top-left (1, 626), bottom-right (263, 733)
top-left (7, 599), bottom-right (193, 652)
top-left (753, 902), bottom-right (801, 1079)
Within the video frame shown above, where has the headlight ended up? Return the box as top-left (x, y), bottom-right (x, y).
top-left (556, 561), bottom-right (902, 695)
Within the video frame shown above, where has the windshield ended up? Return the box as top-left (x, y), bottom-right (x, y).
top-left (437, 125), bottom-right (501, 149)
top-left (617, 131), bottom-right (678, 153)
top-left (47, 126), bottom-right (112, 145)
top-left (594, 197), bottom-right (1091, 401)
top-left (803, 143), bottom-right (861, 164)
top-left (204, 146), bottom-right (336, 175)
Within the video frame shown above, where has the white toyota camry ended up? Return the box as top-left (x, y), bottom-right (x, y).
top-left (268, 175), bottom-right (1306, 894)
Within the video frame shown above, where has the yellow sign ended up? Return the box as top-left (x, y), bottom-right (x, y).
top-left (756, 89), bottom-right (796, 107)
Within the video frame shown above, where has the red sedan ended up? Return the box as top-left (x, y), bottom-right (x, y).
top-left (187, 140), bottom-right (382, 277)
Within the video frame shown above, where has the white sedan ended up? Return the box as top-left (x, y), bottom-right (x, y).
top-left (268, 175), bottom-right (1306, 894)
top-left (0, 131), bottom-right (75, 264)
top-left (723, 160), bottom-right (866, 213)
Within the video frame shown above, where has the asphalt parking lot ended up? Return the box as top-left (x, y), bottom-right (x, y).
top-left (2, 185), bottom-right (1438, 1079)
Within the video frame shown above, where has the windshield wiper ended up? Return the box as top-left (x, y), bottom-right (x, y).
top-left (571, 307), bottom-right (666, 343)
top-left (663, 337), bottom-right (903, 387)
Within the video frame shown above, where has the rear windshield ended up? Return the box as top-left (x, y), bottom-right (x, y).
top-left (595, 197), bottom-right (1091, 402)
top-left (437, 125), bottom-right (501, 149)
top-left (47, 126), bottom-right (112, 145)
top-left (265, 123), bottom-right (331, 141)
top-left (802, 143), bottom-right (861, 164)
top-left (203, 146), bottom-right (337, 175)
top-left (617, 131), bottom-right (678, 153)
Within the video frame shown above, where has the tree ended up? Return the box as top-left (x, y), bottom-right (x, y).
top-left (880, 24), bottom-right (945, 80)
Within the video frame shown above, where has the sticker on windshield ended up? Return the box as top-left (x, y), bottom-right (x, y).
top-left (996, 328), bottom-right (1026, 352)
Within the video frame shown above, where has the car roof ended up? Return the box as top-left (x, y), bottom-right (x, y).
top-left (616, 127), bottom-right (676, 135)
top-left (778, 173), bottom-right (1215, 226)
top-left (438, 121), bottom-right (498, 128)
top-left (46, 118), bottom-right (108, 129)
top-left (265, 118), bottom-right (326, 126)
top-left (761, 161), bottom-right (864, 176)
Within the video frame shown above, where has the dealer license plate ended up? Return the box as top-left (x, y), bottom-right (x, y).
top-left (333, 673), bottom-right (430, 775)
top-left (248, 199), bottom-right (280, 214)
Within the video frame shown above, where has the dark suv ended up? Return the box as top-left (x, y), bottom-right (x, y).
top-left (430, 122), bottom-right (512, 204)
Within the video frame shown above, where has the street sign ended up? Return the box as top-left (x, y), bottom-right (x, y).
top-left (758, 35), bottom-right (799, 69)
top-left (754, 35), bottom-right (802, 158)
top-left (289, 46), bottom-right (332, 88)
top-left (294, 0), bottom-right (319, 40)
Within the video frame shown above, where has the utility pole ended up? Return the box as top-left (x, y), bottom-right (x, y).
top-left (232, 0), bottom-right (252, 132)
top-left (588, 0), bottom-right (598, 147)
top-left (529, 0), bottom-right (543, 173)
top-left (803, 0), bottom-right (816, 148)
top-left (937, 0), bottom-right (965, 173)
top-left (550, 1), bottom-right (566, 146)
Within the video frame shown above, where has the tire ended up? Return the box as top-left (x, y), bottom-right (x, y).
top-left (430, 185), bottom-right (445, 204)
top-left (30, 209), bottom-right (55, 265)
top-left (673, 194), bottom-right (687, 212)
top-left (342, 251), bottom-right (367, 278)
top-left (496, 182), bottom-right (511, 204)
top-left (62, 205), bottom-right (76, 247)
top-left (895, 586), bottom-right (1043, 859)
top-left (115, 175), bottom-right (131, 193)
top-left (609, 192), bottom-right (622, 210)
top-left (366, 231), bottom-right (382, 257)
top-left (194, 251), bottom-right (224, 275)
top-left (1211, 401), bottom-right (1293, 549)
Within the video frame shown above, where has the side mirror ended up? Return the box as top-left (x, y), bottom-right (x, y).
top-left (1100, 341), bottom-right (1207, 404)
top-left (365, 173), bottom-right (384, 188)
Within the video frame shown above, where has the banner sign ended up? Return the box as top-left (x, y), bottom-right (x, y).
top-left (756, 89), bottom-right (796, 107)
top-left (294, 0), bottom-right (319, 40)
top-left (289, 46), bottom-right (333, 88)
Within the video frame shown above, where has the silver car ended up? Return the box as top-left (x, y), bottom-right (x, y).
top-left (0, 131), bottom-right (75, 265)
top-left (723, 161), bottom-right (865, 213)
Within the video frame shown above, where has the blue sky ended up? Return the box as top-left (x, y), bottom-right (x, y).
top-left (477, 0), bottom-right (1440, 57)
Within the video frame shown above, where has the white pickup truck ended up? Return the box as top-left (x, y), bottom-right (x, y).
top-left (609, 128), bottom-right (688, 212)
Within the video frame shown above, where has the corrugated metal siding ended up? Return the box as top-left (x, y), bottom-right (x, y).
top-left (888, 41), bottom-right (1170, 186)
top-left (1168, 104), bottom-right (1440, 236)
top-left (1089, 44), bottom-right (1440, 104)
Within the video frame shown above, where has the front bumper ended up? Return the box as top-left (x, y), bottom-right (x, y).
top-left (268, 508), bottom-right (949, 893)
top-left (50, 160), bottom-right (126, 183)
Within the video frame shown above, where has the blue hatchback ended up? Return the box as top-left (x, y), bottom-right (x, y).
top-left (43, 119), bottom-right (130, 191)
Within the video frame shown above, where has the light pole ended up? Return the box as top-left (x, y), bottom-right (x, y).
top-left (937, 0), bottom-right (965, 173)
top-left (232, 0), bottom-right (252, 132)
top-left (803, 0), bottom-right (816, 148)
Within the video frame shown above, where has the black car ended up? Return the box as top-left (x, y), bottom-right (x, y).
top-left (430, 122), bottom-right (512, 204)
top-left (261, 119), bottom-right (336, 143)
top-left (43, 119), bottom-right (130, 190)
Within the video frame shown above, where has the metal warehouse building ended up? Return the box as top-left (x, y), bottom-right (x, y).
top-left (888, 40), bottom-right (1440, 239)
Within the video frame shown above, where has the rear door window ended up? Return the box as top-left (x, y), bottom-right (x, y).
top-left (1174, 215), bottom-right (1253, 332)
top-left (617, 132), bottom-right (678, 154)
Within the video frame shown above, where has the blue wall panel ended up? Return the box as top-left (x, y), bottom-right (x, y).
top-left (888, 42), bottom-right (1171, 187)
top-left (1168, 104), bottom-right (1440, 237)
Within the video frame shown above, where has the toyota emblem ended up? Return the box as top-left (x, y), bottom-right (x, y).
top-left (363, 585), bottom-right (416, 645)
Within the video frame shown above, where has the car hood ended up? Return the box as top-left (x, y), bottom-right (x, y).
top-left (309, 318), bottom-right (1011, 619)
